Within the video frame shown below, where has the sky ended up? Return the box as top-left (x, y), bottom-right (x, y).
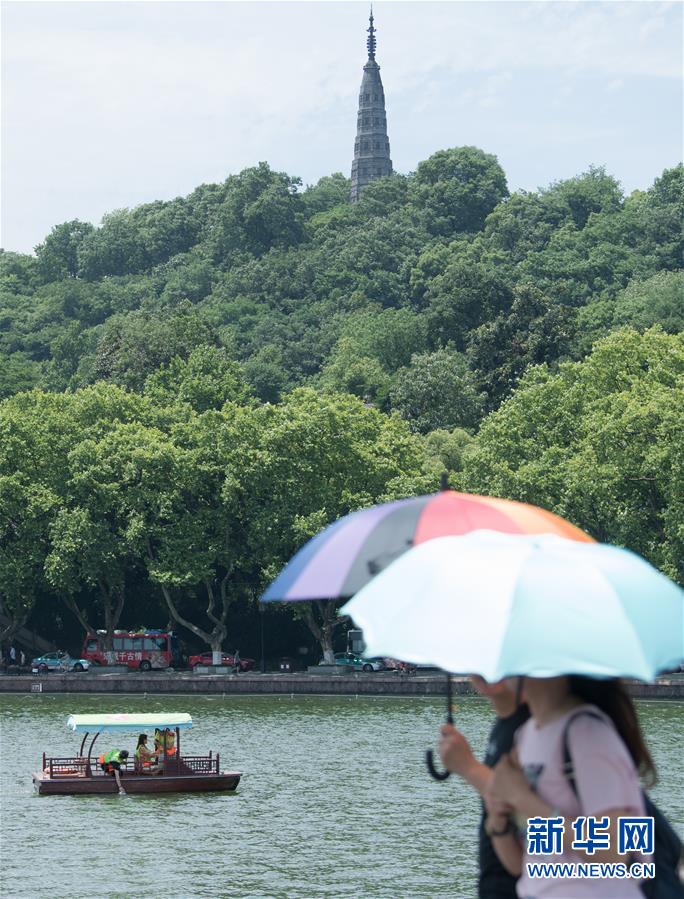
top-left (1, 0), bottom-right (682, 255)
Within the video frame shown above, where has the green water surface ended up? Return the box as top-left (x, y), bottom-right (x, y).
top-left (0, 693), bottom-right (682, 899)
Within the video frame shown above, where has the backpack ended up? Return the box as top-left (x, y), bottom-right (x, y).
top-left (562, 709), bottom-right (684, 899)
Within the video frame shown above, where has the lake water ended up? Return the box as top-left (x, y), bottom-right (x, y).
top-left (1, 693), bottom-right (682, 899)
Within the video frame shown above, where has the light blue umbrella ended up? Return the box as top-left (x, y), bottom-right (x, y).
top-left (339, 531), bottom-right (684, 682)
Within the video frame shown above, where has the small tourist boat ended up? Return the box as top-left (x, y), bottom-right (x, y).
top-left (33, 713), bottom-right (241, 795)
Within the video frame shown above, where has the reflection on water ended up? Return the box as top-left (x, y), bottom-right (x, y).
top-left (1, 694), bottom-right (682, 898)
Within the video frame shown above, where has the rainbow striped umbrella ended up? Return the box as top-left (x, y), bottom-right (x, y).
top-left (261, 490), bottom-right (592, 603)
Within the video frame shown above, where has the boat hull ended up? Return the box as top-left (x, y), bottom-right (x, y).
top-left (33, 771), bottom-right (241, 795)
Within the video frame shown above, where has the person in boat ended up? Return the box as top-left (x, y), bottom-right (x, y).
top-left (135, 734), bottom-right (161, 774)
top-left (98, 749), bottom-right (129, 794)
top-left (438, 676), bottom-right (529, 899)
top-left (154, 727), bottom-right (176, 760)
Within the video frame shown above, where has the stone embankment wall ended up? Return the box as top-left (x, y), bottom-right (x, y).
top-left (1, 672), bottom-right (683, 699)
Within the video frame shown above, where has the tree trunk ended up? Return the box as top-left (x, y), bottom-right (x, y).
top-left (60, 583), bottom-right (125, 662)
top-left (61, 594), bottom-right (92, 642)
top-left (0, 599), bottom-right (29, 647)
top-left (150, 543), bottom-right (235, 658)
top-left (320, 634), bottom-right (335, 665)
top-left (319, 600), bottom-right (339, 664)
top-left (100, 581), bottom-right (125, 656)
top-left (159, 583), bottom-right (212, 644)
top-left (158, 582), bottom-right (230, 658)
top-left (210, 637), bottom-right (223, 666)
top-left (297, 600), bottom-right (346, 664)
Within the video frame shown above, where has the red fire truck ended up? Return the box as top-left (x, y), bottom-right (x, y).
top-left (82, 630), bottom-right (182, 671)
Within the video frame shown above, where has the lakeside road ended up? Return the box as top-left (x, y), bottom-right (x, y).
top-left (2, 670), bottom-right (684, 698)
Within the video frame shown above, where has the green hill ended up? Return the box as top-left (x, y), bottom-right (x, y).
top-left (0, 148), bottom-right (682, 657)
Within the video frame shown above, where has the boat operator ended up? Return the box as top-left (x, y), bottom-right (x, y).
top-left (99, 748), bottom-right (129, 794)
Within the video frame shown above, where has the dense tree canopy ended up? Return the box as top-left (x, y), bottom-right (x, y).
top-left (0, 147), bottom-right (681, 655)
top-left (410, 146), bottom-right (509, 236)
top-left (390, 349), bottom-right (484, 434)
top-left (1, 151), bottom-right (680, 420)
top-left (459, 328), bottom-right (684, 580)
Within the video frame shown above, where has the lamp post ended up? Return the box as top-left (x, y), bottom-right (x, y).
top-left (259, 603), bottom-right (266, 673)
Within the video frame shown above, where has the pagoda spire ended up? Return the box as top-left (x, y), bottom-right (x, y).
top-left (350, 8), bottom-right (393, 202)
top-left (367, 7), bottom-right (376, 61)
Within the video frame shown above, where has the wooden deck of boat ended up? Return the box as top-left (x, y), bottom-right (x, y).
top-left (33, 771), bottom-right (241, 795)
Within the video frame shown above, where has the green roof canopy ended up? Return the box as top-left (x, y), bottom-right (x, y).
top-left (67, 713), bottom-right (193, 733)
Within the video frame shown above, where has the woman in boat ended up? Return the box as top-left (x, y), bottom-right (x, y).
top-left (98, 748), bottom-right (129, 794)
top-left (135, 734), bottom-right (161, 775)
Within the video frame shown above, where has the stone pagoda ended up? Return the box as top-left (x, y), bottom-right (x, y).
top-left (350, 9), bottom-right (393, 202)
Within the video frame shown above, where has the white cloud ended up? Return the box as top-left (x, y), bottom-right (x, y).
top-left (2, 1), bottom-right (682, 253)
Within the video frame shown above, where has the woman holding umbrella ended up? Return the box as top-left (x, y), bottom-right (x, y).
top-left (340, 531), bottom-right (684, 896)
top-left (485, 675), bottom-right (652, 898)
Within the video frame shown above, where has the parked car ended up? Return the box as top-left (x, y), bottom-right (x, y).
top-left (329, 652), bottom-right (385, 672)
top-left (188, 652), bottom-right (254, 671)
top-left (31, 651), bottom-right (91, 673)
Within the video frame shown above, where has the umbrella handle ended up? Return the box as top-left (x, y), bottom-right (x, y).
top-left (425, 749), bottom-right (450, 780)
top-left (426, 671), bottom-right (453, 780)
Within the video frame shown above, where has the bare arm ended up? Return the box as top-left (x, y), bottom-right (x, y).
top-left (438, 724), bottom-right (493, 795)
top-left (485, 806), bottom-right (523, 876)
top-left (489, 753), bottom-right (636, 864)
top-left (114, 768), bottom-right (125, 794)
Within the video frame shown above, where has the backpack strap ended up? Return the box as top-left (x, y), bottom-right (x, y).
top-left (561, 708), bottom-right (606, 797)
top-left (562, 709), bottom-right (684, 898)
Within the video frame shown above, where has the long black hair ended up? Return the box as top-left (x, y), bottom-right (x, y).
top-left (136, 733), bottom-right (148, 748)
top-left (569, 676), bottom-right (656, 787)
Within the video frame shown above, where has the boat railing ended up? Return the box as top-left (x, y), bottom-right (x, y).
top-left (43, 754), bottom-right (90, 778)
top-left (42, 751), bottom-right (222, 778)
top-left (175, 753), bottom-right (220, 775)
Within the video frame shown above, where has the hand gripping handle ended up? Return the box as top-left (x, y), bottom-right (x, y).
top-left (426, 672), bottom-right (454, 781)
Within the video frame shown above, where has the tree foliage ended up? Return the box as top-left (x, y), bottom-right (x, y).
top-left (467, 285), bottom-right (576, 408)
top-left (460, 328), bottom-right (684, 580)
top-left (0, 476), bottom-right (59, 643)
top-left (35, 220), bottom-right (95, 281)
top-left (144, 345), bottom-right (252, 412)
top-left (390, 349), bottom-right (484, 434)
top-left (222, 389), bottom-right (431, 658)
top-left (410, 146), bottom-right (509, 236)
top-left (0, 149), bottom-right (682, 656)
top-left (2, 154), bottom-right (680, 423)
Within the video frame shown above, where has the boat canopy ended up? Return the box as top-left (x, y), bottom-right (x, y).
top-left (67, 713), bottom-right (193, 733)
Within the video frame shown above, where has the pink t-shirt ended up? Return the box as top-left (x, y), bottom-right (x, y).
top-left (514, 704), bottom-right (646, 898)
